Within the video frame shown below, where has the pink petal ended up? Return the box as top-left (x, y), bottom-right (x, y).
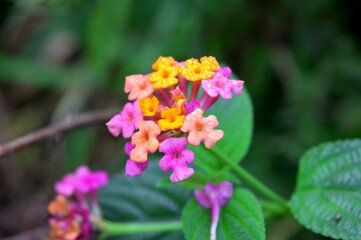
top-left (106, 114), bottom-right (124, 137)
top-left (170, 165), bottom-right (194, 183)
top-left (125, 159), bottom-right (149, 177)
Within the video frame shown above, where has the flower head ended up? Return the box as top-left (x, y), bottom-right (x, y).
top-left (131, 121), bottom-right (161, 162)
top-left (125, 142), bottom-right (149, 176)
top-left (158, 108), bottom-right (185, 131)
top-left (202, 72), bottom-right (233, 99)
top-left (181, 108), bottom-right (224, 148)
top-left (149, 65), bottom-right (179, 89)
top-left (106, 101), bottom-right (143, 138)
top-left (124, 74), bottom-right (154, 100)
top-left (46, 196), bottom-right (92, 240)
top-left (55, 166), bottom-right (108, 196)
top-left (138, 96), bottom-right (159, 117)
top-left (159, 137), bottom-right (195, 183)
top-left (194, 181), bottom-right (233, 240)
top-left (180, 58), bottom-right (216, 82)
top-left (152, 56), bottom-right (175, 70)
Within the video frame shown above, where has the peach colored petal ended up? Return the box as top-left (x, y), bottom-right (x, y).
top-left (180, 108), bottom-right (223, 149)
top-left (131, 121), bottom-right (161, 162)
top-left (125, 74), bottom-right (154, 100)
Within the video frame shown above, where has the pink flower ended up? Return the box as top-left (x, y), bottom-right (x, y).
top-left (124, 142), bottom-right (149, 177)
top-left (55, 166), bottom-right (108, 196)
top-left (55, 174), bottom-right (75, 197)
top-left (217, 67), bottom-right (232, 78)
top-left (73, 166), bottom-right (108, 194)
top-left (201, 72), bottom-right (233, 99)
top-left (158, 137), bottom-right (195, 183)
top-left (180, 108), bottom-right (224, 149)
top-left (106, 101), bottom-right (143, 138)
top-left (124, 74), bottom-right (154, 100)
top-left (230, 79), bottom-right (244, 95)
top-left (194, 181), bottom-right (233, 240)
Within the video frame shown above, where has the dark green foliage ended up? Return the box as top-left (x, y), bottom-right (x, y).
top-left (291, 139), bottom-right (361, 239)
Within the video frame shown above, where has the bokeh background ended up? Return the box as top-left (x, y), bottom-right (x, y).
top-left (0, 0), bottom-right (360, 239)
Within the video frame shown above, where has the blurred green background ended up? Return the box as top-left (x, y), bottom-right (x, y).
top-left (0, 0), bottom-right (360, 239)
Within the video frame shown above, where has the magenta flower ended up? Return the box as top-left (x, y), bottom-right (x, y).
top-left (201, 72), bottom-right (233, 99)
top-left (73, 166), bottom-right (109, 194)
top-left (158, 137), bottom-right (195, 183)
top-left (124, 142), bottom-right (149, 177)
top-left (106, 101), bottom-right (143, 138)
top-left (194, 181), bottom-right (233, 240)
top-left (55, 166), bottom-right (108, 196)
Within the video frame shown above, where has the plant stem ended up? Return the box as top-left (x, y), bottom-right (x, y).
top-left (210, 147), bottom-right (289, 209)
top-left (102, 220), bottom-right (182, 236)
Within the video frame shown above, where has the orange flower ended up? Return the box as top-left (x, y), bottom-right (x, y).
top-left (48, 195), bottom-right (70, 217)
top-left (131, 121), bottom-right (161, 162)
top-left (149, 65), bottom-right (179, 89)
top-left (180, 57), bottom-right (219, 81)
top-left (180, 108), bottom-right (224, 149)
top-left (138, 96), bottom-right (159, 117)
top-left (124, 74), bottom-right (154, 100)
top-left (158, 108), bottom-right (185, 131)
top-left (152, 56), bottom-right (175, 70)
top-left (49, 219), bottom-right (81, 240)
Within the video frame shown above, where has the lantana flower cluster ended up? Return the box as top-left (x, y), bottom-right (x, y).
top-left (107, 56), bottom-right (244, 183)
top-left (45, 166), bottom-right (108, 240)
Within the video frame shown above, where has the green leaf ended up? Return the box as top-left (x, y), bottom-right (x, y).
top-left (182, 188), bottom-right (265, 240)
top-left (98, 161), bottom-right (190, 240)
top-left (190, 88), bottom-right (253, 173)
top-left (291, 139), bottom-right (361, 239)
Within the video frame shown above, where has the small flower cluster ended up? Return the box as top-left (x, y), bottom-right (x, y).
top-left (45, 166), bottom-right (108, 240)
top-left (107, 56), bottom-right (244, 183)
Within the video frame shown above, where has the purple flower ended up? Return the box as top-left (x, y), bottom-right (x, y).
top-left (184, 100), bottom-right (200, 114)
top-left (194, 181), bottom-right (233, 240)
top-left (201, 72), bottom-right (233, 99)
top-left (124, 142), bottom-right (149, 177)
top-left (158, 137), bottom-right (195, 183)
top-left (106, 101), bottom-right (143, 138)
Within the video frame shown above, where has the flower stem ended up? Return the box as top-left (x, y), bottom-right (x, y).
top-left (101, 220), bottom-right (182, 236)
top-left (210, 147), bottom-right (289, 209)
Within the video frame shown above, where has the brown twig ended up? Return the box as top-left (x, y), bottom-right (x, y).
top-left (0, 107), bottom-right (120, 158)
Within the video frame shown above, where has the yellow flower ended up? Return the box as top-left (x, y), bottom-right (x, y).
top-left (149, 65), bottom-right (179, 89)
top-left (158, 108), bottom-right (185, 131)
top-left (200, 56), bottom-right (220, 71)
top-left (180, 56), bottom-right (219, 82)
top-left (152, 56), bottom-right (175, 70)
top-left (137, 96), bottom-right (159, 117)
